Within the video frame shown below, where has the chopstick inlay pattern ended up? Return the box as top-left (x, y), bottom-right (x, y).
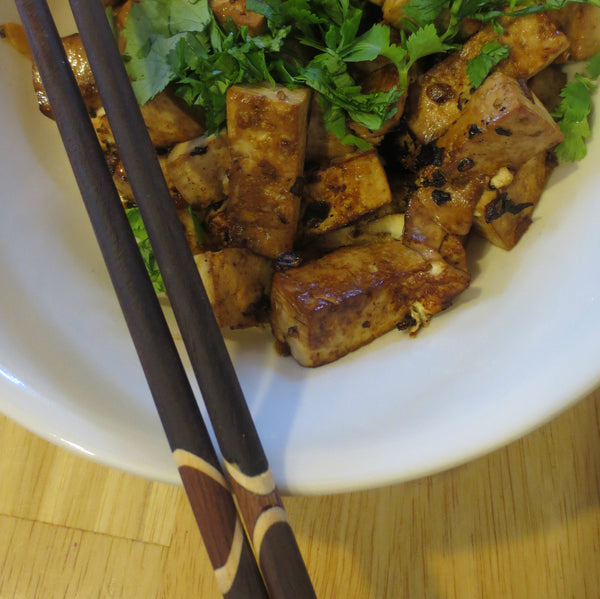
top-left (14, 1), bottom-right (272, 597)
top-left (174, 448), bottom-right (228, 488)
top-left (224, 460), bottom-right (277, 495)
top-left (253, 507), bottom-right (290, 558)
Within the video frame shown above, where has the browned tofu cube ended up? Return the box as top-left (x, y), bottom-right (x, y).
top-left (0, 22), bottom-right (32, 59)
top-left (402, 185), bottom-right (469, 270)
top-left (382, 0), bottom-right (410, 29)
top-left (473, 151), bottom-right (558, 250)
top-left (108, 152), bottom-right (185, 208)
top-left (195, 248), bottom-right (273, 329)
top-left (33, 33), bottom-right (102, 118)
top-left (271, 240), bottom-right (470, 366)
top-left (210, 0), bottom-right (265, 36)
top-left (437, 72), bottom-right (563, 181)
top-left (413, 170), bottom-right (486, 236)
top-left (226, 83), bottom-right (311, 258)
top-left (528, 65), bottom-right (568, 113)
top-left (167, 133), bottom-right (229, 209)
top-left (551, 4), bottom-right (600, 61)
top-left (406, 14), bottom-right (569, 143)
top-left (139, 91), bottom-right (205, 148)
top-left (300, 150), bottom-right (392, 235)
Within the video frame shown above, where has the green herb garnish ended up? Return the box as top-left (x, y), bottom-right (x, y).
top-left (121, 0), bottom-right (451, 145)
top-left (125, 207), bottom-right (165, 293)
top-left (466, 39), bottom-right (510, 88)
top-left (553, 52), bottom-right (600, 162)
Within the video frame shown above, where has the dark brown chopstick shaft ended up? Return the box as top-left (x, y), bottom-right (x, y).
top-left (14, 1), bottom-right (269, 597)
top-left (66, 0), bottom-right (317, 597)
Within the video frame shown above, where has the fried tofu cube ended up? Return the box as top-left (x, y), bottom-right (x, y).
top-left (226, 84), bottom-right (311, 258)
top-left (209, 0), bottom-right (265, 35)
top-left (528, 64), bottom-right (567, 113)
top-left (32, 33), bottom-right (102, 118)
top-left (310, 213), bottom-right (406, 254)
top-left (382, 0), bottom-right (411, 29)
top-left (413, 170), bottom-right (486, 236)
top-left (551, 4), bottom-right (600, 61)
top-left (473, 151), bottom-right (558, 250)
top-left (406, 14), bottom-right (569, 143)
top-left (271, 240), bottom-right (470, 366)
top-left (138, 91), bottom-right (205, 148)
top-left (402, 185), bottom-right (470, 270)
top-left (0, 22), bottom-right (32, 59)
top-left (437, 72), bottom-right (563, 181)
top-left (167, 133), bottom-right (229, 209)
top-left (300, 150), bottom-right (392, 235)
top-left (195, 248), bottom-right (273, 329)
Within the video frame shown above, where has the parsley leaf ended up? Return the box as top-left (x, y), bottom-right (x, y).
top-left (466, 39), bottom-right (510, 88)
top-left (121, 0), bottom-right (453, 145)
top-left (125, 207), bottom-right (166, 293)
top-left (553, 52), bottom-right (600, 162)
top-left (402, 0), bottom-right (448, 27)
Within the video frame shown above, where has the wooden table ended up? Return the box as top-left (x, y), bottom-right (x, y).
top-left (1, 386), bottom-right (599, 598)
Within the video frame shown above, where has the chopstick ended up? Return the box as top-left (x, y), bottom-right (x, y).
top-left (15, 1), bottom-right (317, 598)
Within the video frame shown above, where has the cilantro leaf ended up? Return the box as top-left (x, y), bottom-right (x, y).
top-left (340, 23), bottom-right (391, 62)
top-left (466, 39), bottom-right (510, 88)
top-left (586, 50), bottom-right (600, 79)
top-left (552, 52), bottom-right (600, 162)
top-left (402, 0), bottom-right (449, 27)
top-left (125, 207), bottom-right (166, 294)
top-left (555, 118), bottom-right (590, 162)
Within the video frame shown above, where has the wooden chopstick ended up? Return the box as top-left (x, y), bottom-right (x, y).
top-left (15, 0), bottom-right (317, 598)
top-left (13, 2), bottom-right (270, 598)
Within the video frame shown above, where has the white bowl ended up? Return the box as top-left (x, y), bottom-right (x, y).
top-left (1, 1), bottom-right (599, 494)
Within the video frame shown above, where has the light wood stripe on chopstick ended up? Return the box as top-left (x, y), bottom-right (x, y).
top-left (253, 507), bottom-right (290, 558)
top-left (214, 518), bottom-right (245, 595)
top-left (173, 449), bottom-right (228, 488)
top-left (223, 461), bottom-right (276, 496)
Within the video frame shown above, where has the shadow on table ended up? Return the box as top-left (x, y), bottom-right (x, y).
top-left (287, 388), bottom-right (600, 598)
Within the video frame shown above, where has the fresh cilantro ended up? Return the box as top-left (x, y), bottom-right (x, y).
top-left (553, 52), bottom-right (600, 162)
top-left (187, 204), bottom-right (205, 245)
top-left (401, 0), bottom-right (600, 42)
top-left (402, 0), bottom-right (448, 27)
top-left (125, 207), bottom-right (166, 293)
top-left (121, 0), bottom-right (450, 144)
top-left (466, 39), bottom-right (510, 88)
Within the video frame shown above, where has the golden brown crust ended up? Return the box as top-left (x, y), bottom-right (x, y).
top-left (270, 241), bottom-right (470, 366)
top-left (226, 84), bottom-right (311, 258)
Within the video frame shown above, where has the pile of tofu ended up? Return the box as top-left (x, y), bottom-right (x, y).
top-left (9, 0), bottom-right (600, 366)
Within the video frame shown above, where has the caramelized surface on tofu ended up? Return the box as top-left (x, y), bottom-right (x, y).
top-left (437, 72), bottom-right (563, 180)
top-left (300, 150), bottom-right (392, 235)
top-left (473, 152), bottom-right (558, 250)
top-left (209, 0), bottom-right (265, 35)
top-left (226, 84), bottom-right (311, 258)
top-left (33, 33), bottom-right (101, 117)
top-left (195, 249), bottom-right (273, 329)
top-left (271, 240), bottom-right (470, 366)
top-left (407, 15), bottom-right (569, 144)
top-left (138, 91), bottom-right (205, 148)
top-left (167, 133), bottom-right (229, 209)
top-left (8, 0), bottom-right (594, 368)
top-left (550, 4), bottom-right (600, 61)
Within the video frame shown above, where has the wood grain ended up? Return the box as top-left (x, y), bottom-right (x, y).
top-left (1, 386), bottom-right (599, 598)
